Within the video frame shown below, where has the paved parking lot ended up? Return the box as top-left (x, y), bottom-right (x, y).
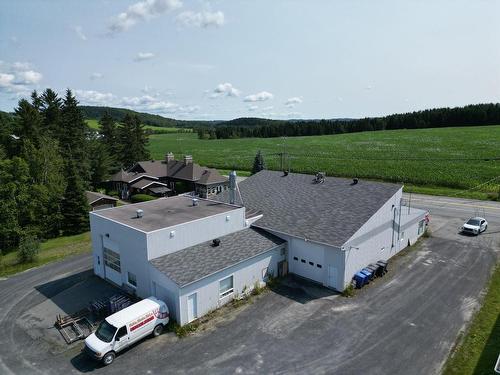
top-left (0, 201), bottom-right (499, 374)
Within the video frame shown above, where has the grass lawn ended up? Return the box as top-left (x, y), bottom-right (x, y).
top-left (0, 232), bottom-right (92, 278)
top-left (443, 264), bottom-right (500, 375)
top-left (86, 119), bottom-right (189, 134)
top-left (148, 125), bottom-right (500, 198)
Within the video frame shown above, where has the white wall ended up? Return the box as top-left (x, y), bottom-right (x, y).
top-left (146, 207), bottom-right (246, 260)
top-left (89, 213), bottom-right (150, 297)
top-left (148, 265), bottom-right (181, 321)
top-left (341, 189), bottom-right (428, 289)
top-left (176, 245), bottom-right (285, 325)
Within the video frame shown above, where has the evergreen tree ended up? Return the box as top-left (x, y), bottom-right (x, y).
top-left (40, 89), bottom-right (62, 136)
top-left (99, 110), bottom-right (120, 158)
top-left (252, 150), bottom-right (266, 174)
top-left (61, 160), bottom-right (89, 235)
top-left (119, 114), bottom-right (149, 167)
top-left (60, 89), bottom-right (90, 184)
top-left (14, 99), bottom-right (42, 147)
top-left (17, 234), bottom-right (40, 264)
top-left (89, 137), bottom-right (113, 188)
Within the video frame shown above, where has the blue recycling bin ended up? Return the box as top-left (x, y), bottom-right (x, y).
top-left (361, 268), bottom-right (374, 281)
top-left (354, 272), bottom-right (368, 288)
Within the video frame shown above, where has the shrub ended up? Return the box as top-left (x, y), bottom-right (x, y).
top-left (17, 235), bottom-right (40, 264)
top-left (342, 284), bottom-right (355, 298)
top-left (251, 281), bottom-right (264, 296)
top-left (422, 228), bottom-right (431, 238)
top-left (175, 321), bottom-right (200, 337)
top-left (130, 194), bottom-right (157, 203)
top-left (106, 190), bottom-right (119, 198)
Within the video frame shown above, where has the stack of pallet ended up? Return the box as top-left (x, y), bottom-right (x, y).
top-left (108, 294), bottom-right (132, 314)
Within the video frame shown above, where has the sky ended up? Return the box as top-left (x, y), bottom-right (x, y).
top-left (1, 0), bottom-right (499, 120)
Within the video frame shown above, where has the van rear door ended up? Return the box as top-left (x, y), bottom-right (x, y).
top-left (113, 326), bottom-right (129, 352)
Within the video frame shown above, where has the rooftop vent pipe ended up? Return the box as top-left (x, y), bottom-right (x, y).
top-left (192, 198), bottom-right (199, 206)
top-left (229, 171), bottom-right (237, 205)
top-left (212, 238), bottom-right (221, 247)
top-left (352, 178), bottom-right (359, 185)
top-left (136, 209), bottom-right (144, 218)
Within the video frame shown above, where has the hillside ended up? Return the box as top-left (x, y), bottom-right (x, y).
top-left (148, 125), bottom-right (500, 199)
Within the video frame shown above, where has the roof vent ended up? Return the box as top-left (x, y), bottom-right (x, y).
top-left (314, 172), bottom-right (325, 184)
top-left (136, 209), bottom-right (144, 218)
top-left (192, 198), bottom-right (199, 206)
top-left (352, 178), bottom-right (359, 185)
top-left (283, 171), bottom-right (289, 176)
top-left (212, 238), bottom-right (221, 247)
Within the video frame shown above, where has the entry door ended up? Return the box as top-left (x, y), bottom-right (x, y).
top-left (187, 293), bottom-right (197, 323)
top-left (328, 266), bottom-right (338, 290)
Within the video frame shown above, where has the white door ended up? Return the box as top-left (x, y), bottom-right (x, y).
top-left (187, 293), bottom-right (197, 323)
top-left (289, 240), bottom-right (325, 284)
top-left (328, 266), bottom-right (339, 290)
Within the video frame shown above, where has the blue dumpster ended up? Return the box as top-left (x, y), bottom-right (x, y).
top-left (353, 272), bottom-right (368, 288)
top-left (361, 268), bottom-right (374, 281)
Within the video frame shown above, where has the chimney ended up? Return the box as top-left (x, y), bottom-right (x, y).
top-left (165, 152), bottom-right (174, 162)
top-left (184, 155), bottom-right (193, 165)
top-left (229, 170), bottom-right (237, 204)
top-left (136, 209), bottom-right (144, 218)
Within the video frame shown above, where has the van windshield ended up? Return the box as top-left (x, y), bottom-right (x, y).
top-left (95, 320), bottom-right (117, 343)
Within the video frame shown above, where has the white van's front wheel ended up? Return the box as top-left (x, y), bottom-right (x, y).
top-left (153, 324), bottom-right (164, 337)
top-left (102, 352), bottom-right (115, 366)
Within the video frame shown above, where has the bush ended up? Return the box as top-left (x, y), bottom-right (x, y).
top-left (342, 284), bottom-right (355, 298)
top-left (17, 235), bottom-right (40, 264)
top-left (130, 194), bottom-right (157, 203)
top-left (175, 321), bottom-right (200, 337)
top-left (251, 281), bottom-right (264, 296)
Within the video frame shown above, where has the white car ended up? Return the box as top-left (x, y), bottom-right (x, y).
top-left (461, 217), bottom-right (488, 235)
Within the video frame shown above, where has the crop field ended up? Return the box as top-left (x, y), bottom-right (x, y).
top-left (86, 119), bottom-right (188, 133)
top-left (149, 125), bottom-right (500, 195)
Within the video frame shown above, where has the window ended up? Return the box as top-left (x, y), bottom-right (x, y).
top-left (116, 326), bottom-right (128, 340)
top-left (418, 220), bottom-right (425, 234)
top-left (127, 272), bottom-right (137, 287)
top-left (219, 275), bottom-right (234, 298)
top-left (317, 264), bottom-right (322, 269)
top-left (103, 248), bottom-right (121, 273)
top-left (309, 261), bottom-right (314, 266)
top-left (301, 259), bottom-right (306, 263)
top-left (293, 256), bottom-right (298, 261)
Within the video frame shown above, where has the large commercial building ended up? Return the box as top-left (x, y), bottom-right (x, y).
top-left (90, 170), bottom-right (427, 325)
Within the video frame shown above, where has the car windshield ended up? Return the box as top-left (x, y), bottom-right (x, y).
top-left (95, 320), bottom-right (117, 343)
top-left (467, 219), bottom-right (481, 226)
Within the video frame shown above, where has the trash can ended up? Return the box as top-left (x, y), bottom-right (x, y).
top-left (376, 260), bottom-right (388, 275)
top-left (366, 264), bottom-right (379, 278)
top-left (361, 268), bottom-right (374, 281)
top-left (353, 272), bottom-right (368, 289)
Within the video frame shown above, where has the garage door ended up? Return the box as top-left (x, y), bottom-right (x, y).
top-left (103, 247), bottom-right (122, 285)
top-left (289, 240), bottom-right (325, 284)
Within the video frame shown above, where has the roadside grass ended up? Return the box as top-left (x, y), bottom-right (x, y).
top-left (148, 125), bottom-right (500, 200)
top-left (0, 232), bottom-right (92, 278)
top-left (443, 264), bottom-right (500, 375)
top-left (85, 119), bottom-right (189, 134)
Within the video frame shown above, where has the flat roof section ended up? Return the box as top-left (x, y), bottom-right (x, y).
top-left (92, 195), bottom-right (240, 232)
top-left (150, 228), bottom-right (285, 287)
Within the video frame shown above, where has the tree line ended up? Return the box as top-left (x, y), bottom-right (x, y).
top-left (196, 103), bottom-right (500, 139)
top-left (0, 89), bottom-right (149, 256)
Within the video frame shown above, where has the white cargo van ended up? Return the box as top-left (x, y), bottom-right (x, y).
top-left (84, 296), bottom-right (169, 365)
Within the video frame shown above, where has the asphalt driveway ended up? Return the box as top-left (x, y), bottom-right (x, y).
top-left (0, 212), bottom-right (498, 375)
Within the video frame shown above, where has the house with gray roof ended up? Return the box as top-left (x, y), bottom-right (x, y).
top-left (109, 153), bottom-right (228, 199)
top-left (90, 170), bottom-right (427, 326)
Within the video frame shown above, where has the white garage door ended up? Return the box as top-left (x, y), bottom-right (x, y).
top-left (289, 240), bottom-right (325, 284)
top-left (103, 247), bottom-right (122, 285)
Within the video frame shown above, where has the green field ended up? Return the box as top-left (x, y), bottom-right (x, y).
top-left (444, 264), bottom-right (500, 375)
top-left (0, 232), bottom-right (91, 277)
top-left (148, 125), bottom-right (500, 197)
top-left (86, 119), bottom-right (189, 134)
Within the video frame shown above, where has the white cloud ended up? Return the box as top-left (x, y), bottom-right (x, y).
top-left (109, 0), bottom-right (182, 33)
top-left (90, 72), bottom-right (104, 80)
top-left (176, 10), bottom-right (224, 28)
top-left (134, 52), bottom-right (156, 62)
top-left (244, 91), bottom-right (273, 102)
top-left (210, 82), bottom-right (240, 98)
top-left (0, 61), bottom-right (43, 93)
top-left (73, 26), bottom-right (87, 41)
top-left (285, 97), bottom-right (303, 108)
top-left (75, 90), bottom-right (115, 105)
top-left (247, 105), bottom-right (258, 112)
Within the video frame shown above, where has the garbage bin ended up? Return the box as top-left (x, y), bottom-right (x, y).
top-left (361, 268), bottom-right (374, 281)
top-left (376, 260), bottom-right (388, 275)
top-left (366, 264), bottom-right (379, 278)
top-left (353, 272), bottom-right (368, 289)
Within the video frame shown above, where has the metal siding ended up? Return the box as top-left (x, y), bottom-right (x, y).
top-left (177, 245), bottom-right (285, 325)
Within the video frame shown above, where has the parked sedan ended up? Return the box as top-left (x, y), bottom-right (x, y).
top-left (461, 217), bottom-right (488, 235)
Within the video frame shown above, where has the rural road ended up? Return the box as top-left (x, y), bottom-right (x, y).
top-left (0, 194), bottom-right (498, 374)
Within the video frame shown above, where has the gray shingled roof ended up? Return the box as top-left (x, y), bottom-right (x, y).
top-left (150, 228), bottom-right (285, 287)
top-left (217, 170), bottom-right (402, 247)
